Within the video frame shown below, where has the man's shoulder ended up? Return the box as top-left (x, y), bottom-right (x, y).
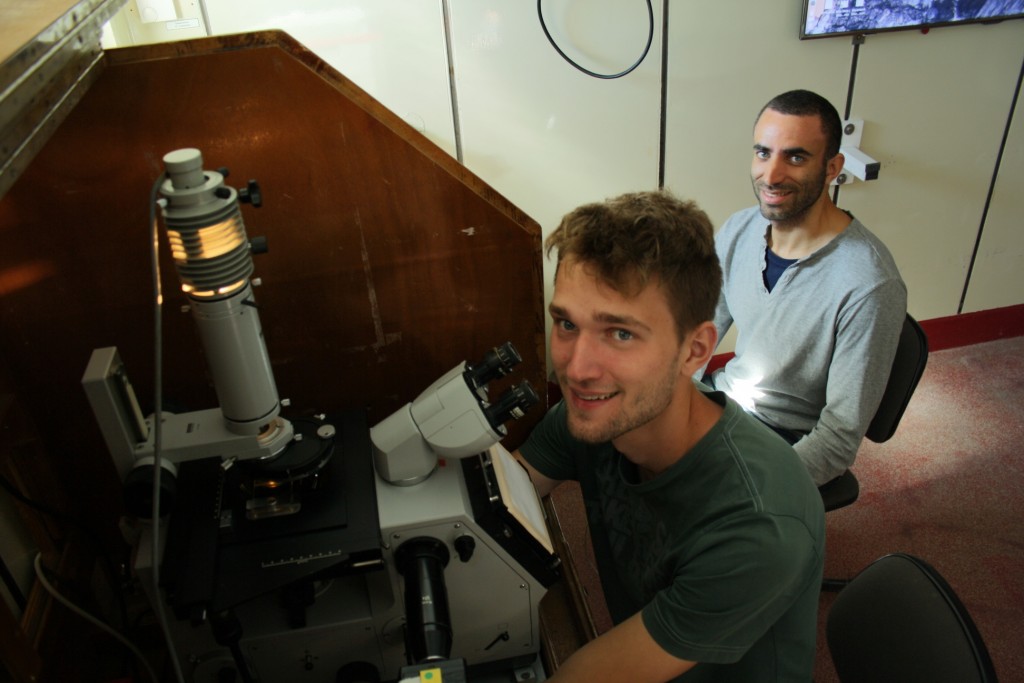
top-left (720, 399), bottom-right (804, 459)
top-left (523, 399), bottom-right (568, 446)
top-left (701, 394), bottom-right (807, 468)
top-left (711, 397), bottom-right (822, 499)
top-left (826, 219), bottom-right (904, 283)
top-left (719, 206), bottom-right (763, 236)
top-left (521, 400), bottom-right (612, 462)
top-left (715, 207), bottom-right (765, 258)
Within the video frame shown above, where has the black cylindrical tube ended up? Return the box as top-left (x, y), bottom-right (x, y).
top-left (484, 380), bottom-right (539, 428)
top-left (395, 537), bottom-right (452, 663)
top-left (465, 341), bottom-right (521, 389)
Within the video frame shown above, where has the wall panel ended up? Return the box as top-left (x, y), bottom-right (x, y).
top-left (107, 0), bottom-right (458, 157)
top-left (448, 0), bottom-right (663, 343)
top-left (962, 66), bottom-right (1024, 314)
top-left (22, 1), bottom-right (1024, 354)
top-left (838, 21), bottom-right (1024, 319)
top-left (663, 2), bottom-right (851, 229)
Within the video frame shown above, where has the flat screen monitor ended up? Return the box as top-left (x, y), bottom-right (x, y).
top-left (800, 0), bottom-right (1024, 40)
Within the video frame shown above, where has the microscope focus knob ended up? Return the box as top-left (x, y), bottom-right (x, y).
top-left (238, 179), bottom-right (262, 207)
top-left (123, 461), bottom-right (177, 518)
top-left (249, 235), bottom-right (269, 255)
top-left (454, 535), bottom-right (476, 563)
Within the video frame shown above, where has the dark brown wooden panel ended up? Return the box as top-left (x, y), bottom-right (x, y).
top-left (0, 31), bottom-right (545, 547)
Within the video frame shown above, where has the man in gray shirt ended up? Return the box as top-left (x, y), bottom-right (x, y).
top-left (706, 89), bottom-right (906, 486)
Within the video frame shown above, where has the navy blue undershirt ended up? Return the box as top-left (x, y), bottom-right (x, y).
top-left (764, 248), bottom-right (797, 292)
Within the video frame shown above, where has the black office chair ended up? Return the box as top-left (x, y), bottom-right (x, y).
top-left (827, 553), bottom-right (999, 683)
top-left (819, 313), bottom-right (929, 512)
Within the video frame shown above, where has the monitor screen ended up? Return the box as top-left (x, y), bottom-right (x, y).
top-left (800, 0), bottom-right (1024, 40)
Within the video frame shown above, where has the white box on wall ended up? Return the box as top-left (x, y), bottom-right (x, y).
top-left (136, 0), bottom-right (178, 23)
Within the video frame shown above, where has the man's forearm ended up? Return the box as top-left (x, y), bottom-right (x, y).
top-left (547, 612), bottom-right (695, 683)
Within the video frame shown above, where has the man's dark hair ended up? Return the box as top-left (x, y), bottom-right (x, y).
top-left (545, 190), bottom-right (721, 341)
top-left (758, 89), bottom-right (843, 158)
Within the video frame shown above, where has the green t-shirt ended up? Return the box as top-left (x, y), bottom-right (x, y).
top-left (520, 391), bottom-right (825, 682)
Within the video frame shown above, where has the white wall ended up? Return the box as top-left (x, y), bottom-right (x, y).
top-left (449, 1), bottom-right (662, 336)
top-left (961, 52), bottom-right (1024, 313)
top-left (204, 0), bottom-right (459, 159)
top-left (836, 20), bottom-right (1024, 320)
top-left (103, 0), bottom-right (1024, 346)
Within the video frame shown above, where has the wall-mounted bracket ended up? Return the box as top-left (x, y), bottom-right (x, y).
top-left (834, 118), bottom-right (881, 185)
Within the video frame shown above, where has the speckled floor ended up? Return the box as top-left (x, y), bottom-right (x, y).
top-left (814, 335), bottom-right (1024, 683)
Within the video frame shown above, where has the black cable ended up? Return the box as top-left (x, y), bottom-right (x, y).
top-left (0, 471), bottom-right (134, 674)
top-left (538, 0), bottom-right (654, 79)
top-left (0, 550), bottom-right (25, 611)
top-left (33, 553), bottom-right (159, 682)
top-left (657, 0), bottom-right (669, 188)
top-left (0, 472), bottom-right (124, 598)
top-left (833, 34), bottom-right (865, 205)
top-left (958, 51), bottom-right (1024, 314)
top-left (0, 472), bottom-right (63, 544)
top-left (843, 35), bottom-right (864, 121)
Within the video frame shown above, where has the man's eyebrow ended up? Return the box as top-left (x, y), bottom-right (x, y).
top-left (596, 312), bottom-right (652, 332)
top-left (549, 303), bottom-right (651, 332)
top-left (754, 143), bottom-right (815, 158)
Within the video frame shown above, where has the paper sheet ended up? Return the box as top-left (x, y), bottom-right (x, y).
top-left (488, 443), bottom-right (553, 555)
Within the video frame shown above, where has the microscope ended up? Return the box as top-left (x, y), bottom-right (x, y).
top-left (82, 149), bottom-right (558, 682)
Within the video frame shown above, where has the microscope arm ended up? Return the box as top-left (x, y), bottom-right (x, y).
top-left (370, 342), bottom-right (539, 486)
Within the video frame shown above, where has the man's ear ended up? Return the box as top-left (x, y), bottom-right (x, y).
top-left (825, 152), bottom-right (845, 185)
top-left (682, 321), bottom-right (718, 375)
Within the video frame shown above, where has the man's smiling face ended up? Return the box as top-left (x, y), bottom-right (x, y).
top-left (750, 109), bottom-right (839, 226)
top-left (548, 258), bottom-right (687, 446)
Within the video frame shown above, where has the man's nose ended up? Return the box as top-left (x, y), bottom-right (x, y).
top-left (563, 334), bottom-right (600, 382)
top-left (761, 157), bottom-right (787, 186)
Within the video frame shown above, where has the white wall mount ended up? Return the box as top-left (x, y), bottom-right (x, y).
top-left (135, 0), bottom-right (178, 23)
top-left (834, 118), bottom-right (881, 185)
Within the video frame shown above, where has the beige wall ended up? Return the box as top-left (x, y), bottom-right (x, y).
top-left (665, 4), bottom-right (1024, 323)
top-left (104, 1), bottom-right (1024, 331)
top-left (834, 20), bottom-right (1023, 319)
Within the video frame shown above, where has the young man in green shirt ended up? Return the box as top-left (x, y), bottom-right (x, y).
top-left (514, 190), bottom-right (825, 682)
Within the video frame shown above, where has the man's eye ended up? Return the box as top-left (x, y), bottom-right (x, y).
top-left (614, 329), bottom-right (633, 341)
top-left (558, 319), bottom-right (577, 332)
top-left (790, 155), bottom-right (805, 164)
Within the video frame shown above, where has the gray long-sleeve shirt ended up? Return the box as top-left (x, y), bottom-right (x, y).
top-left (711, 206), bottom-right (907, 485)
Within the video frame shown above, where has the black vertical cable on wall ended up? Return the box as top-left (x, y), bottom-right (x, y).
top-left (958, 53), bottom-right (1024, 315)
top-left (658, 0), bottom-right (669, 189)
top-left (833, 34), bottom-right (865, 206)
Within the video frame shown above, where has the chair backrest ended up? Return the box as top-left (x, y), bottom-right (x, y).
top-left (865, 314), bottom-right (928, 443)
top-left (827, 553), bottom-right (998, 683)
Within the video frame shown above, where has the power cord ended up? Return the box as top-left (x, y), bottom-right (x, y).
top-left (149, 171), bottom-right (187, 683)
top-left (33, 552), bottom-right (159, 682)
top-left (537, 0), bottom-right (654, 79)
top-left (0, 473), bottom-right (134, 670)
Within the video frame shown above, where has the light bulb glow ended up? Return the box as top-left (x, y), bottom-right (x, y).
top-left (168, 215), bottom-right (246, 263)
top-left (181, 279), bottom-right (246, 297)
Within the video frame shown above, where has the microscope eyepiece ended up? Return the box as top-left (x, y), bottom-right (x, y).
top-left (484, 381), bottom-right (539, 429)
top-left (465, 341), bottom-right (522, 390)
